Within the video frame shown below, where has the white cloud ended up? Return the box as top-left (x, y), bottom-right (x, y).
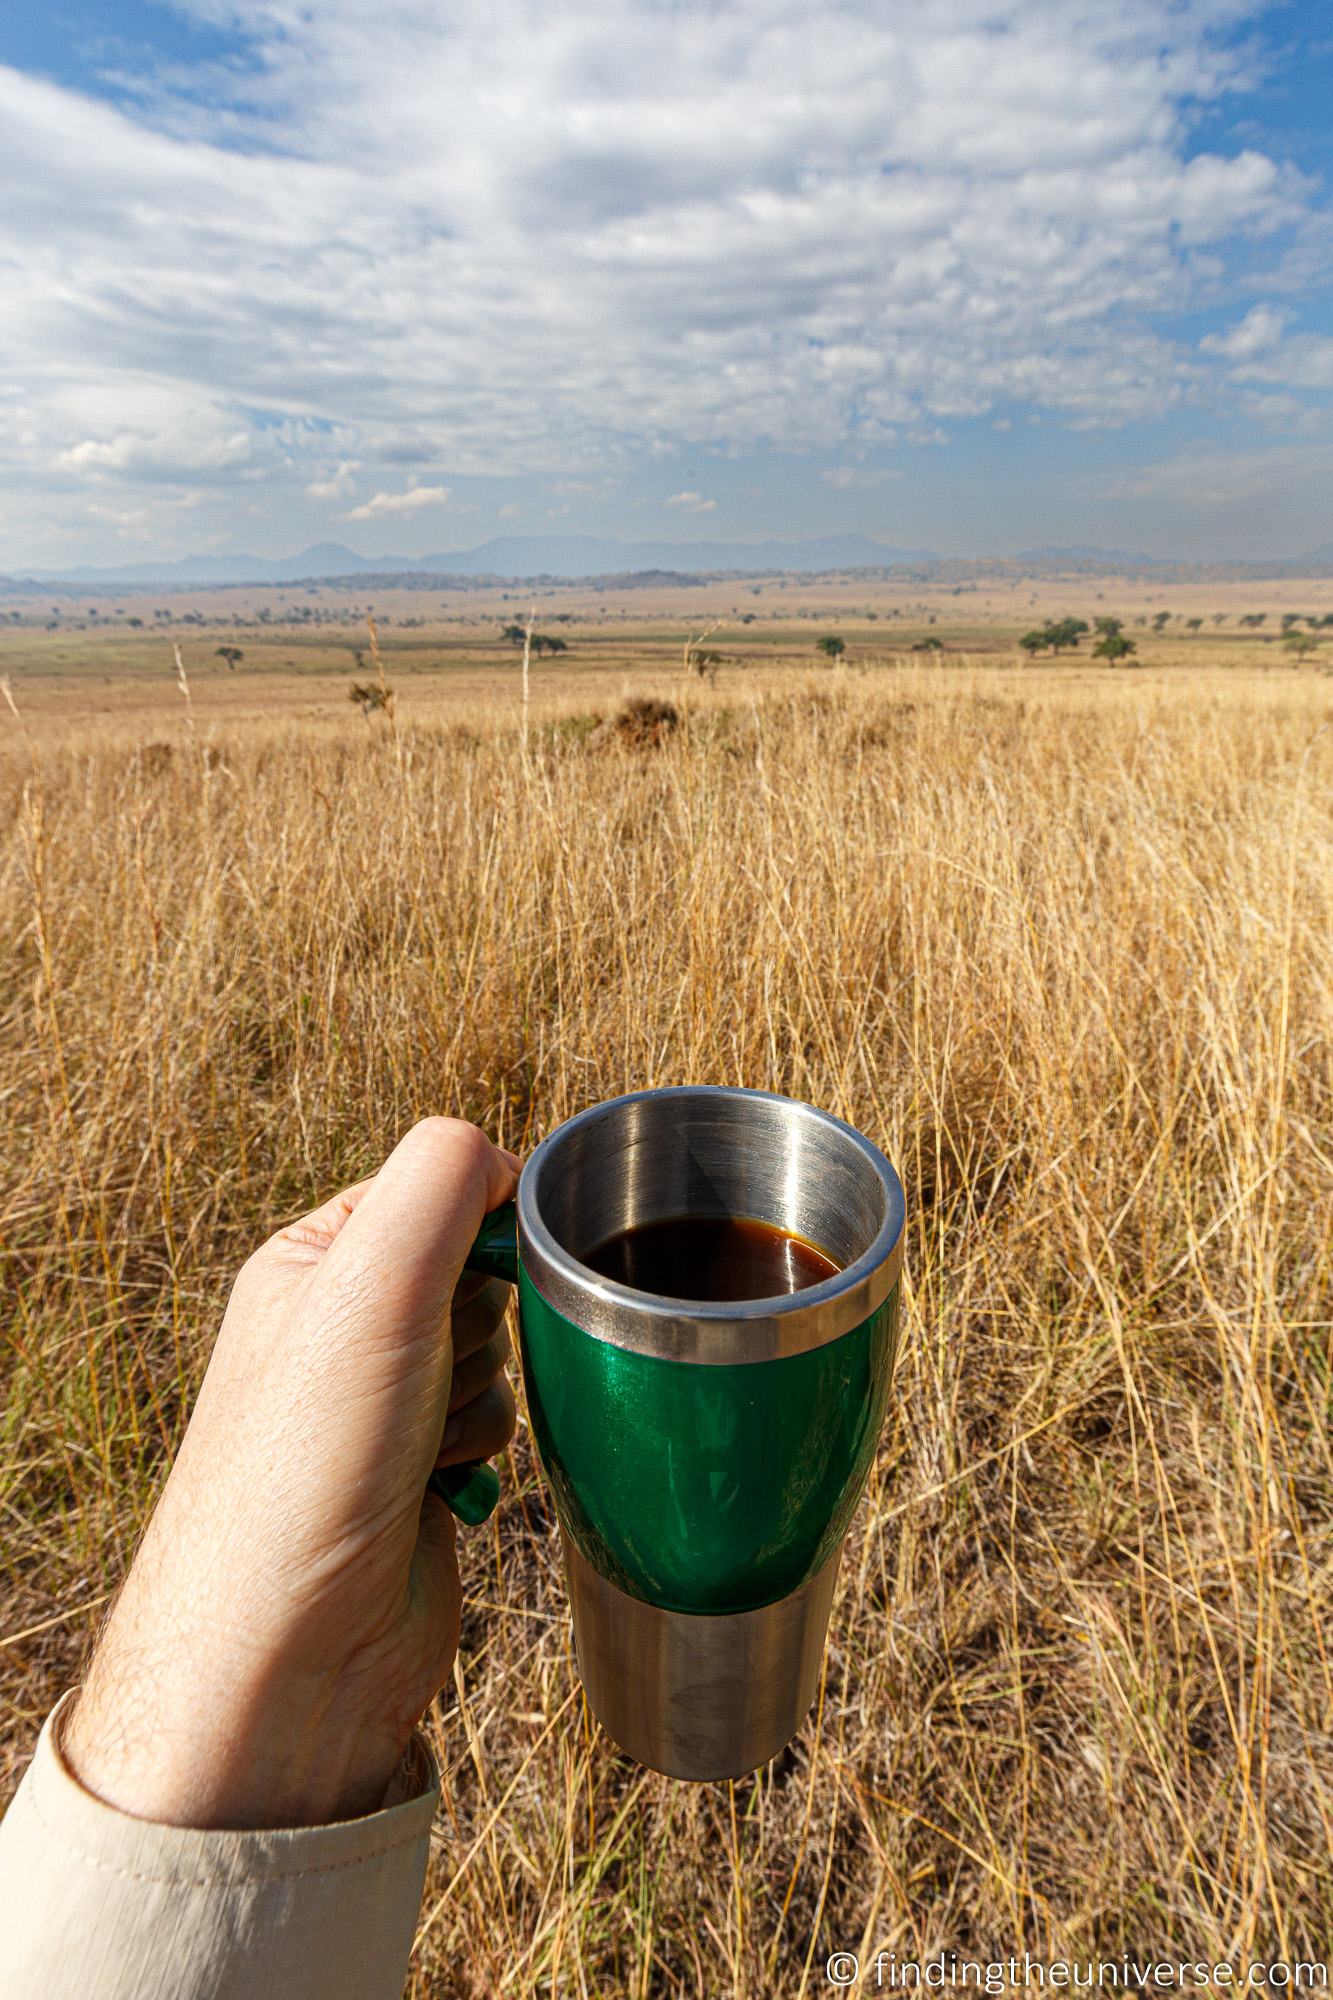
top-left (1201, 304), bottom-right (1287, 361)
top-left (1202, 304), bottom-right (1333, 390)
top-left (664, 490), bottom-right (717, 512)
top-left (0, 1), bottom-right (1327, 560)
top-left (344, 485), bottom-right (452, 520)
top-left (497, 501), bottom-right (522, 518)
top-left (53, 391), bottom-right (257, 478)
top-left (305, 458), bottom-right (361, 500)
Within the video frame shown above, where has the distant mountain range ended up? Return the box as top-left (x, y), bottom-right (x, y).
top-left (6, 533), bottom-right (1333, 588)
top-left (17, 534), bottom-right (937, 586)
top-left (1014, 545), bottom-right (1170, 568)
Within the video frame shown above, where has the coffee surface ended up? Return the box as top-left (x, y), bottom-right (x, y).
top-left (582, 1214), bottom-right (840, 1302)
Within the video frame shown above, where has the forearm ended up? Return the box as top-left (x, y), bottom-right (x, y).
top-left (0, 1121), bottom-right (517, 1998)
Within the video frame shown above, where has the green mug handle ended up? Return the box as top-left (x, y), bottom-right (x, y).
top-left (426, 1200), bottom-right (519, 1526)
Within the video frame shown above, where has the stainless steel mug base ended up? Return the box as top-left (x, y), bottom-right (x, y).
top-left (562, 1532), bottom-right (843, 1781)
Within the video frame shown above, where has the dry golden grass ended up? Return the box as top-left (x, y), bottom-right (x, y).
top-left (2, 655), bottom-right (1331, 1992)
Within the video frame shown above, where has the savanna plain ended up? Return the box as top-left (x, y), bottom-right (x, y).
top-left (2, 578), bottom-right (1331, 1996)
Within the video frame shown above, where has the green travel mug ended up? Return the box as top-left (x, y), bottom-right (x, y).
top-left (448, 1085), bottom-right (904, 1781)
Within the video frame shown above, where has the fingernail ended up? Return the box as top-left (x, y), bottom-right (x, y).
top-left (442, 1413), bottom-right (464, 1450)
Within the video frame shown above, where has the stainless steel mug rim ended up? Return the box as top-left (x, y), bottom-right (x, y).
top-left (515, 1085), bottom-right (905, 1363)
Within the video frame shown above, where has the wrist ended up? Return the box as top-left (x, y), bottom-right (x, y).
top-left (64, 1625), bottom-right (400, 1830)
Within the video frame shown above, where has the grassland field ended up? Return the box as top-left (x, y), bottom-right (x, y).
top-left (1, 577), bottom-right (1330, 1996)
top-left (3, 569), bottom-right (1332, 745)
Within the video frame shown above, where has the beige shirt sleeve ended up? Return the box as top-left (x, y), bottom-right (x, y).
top-left (0, 1693), bottom-right (439, 2000)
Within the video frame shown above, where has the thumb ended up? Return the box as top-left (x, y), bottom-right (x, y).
top-left (310, 1118), bottom-right (518, 1350)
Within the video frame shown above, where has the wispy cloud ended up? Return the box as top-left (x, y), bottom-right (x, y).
top-left (1098, 440), bottom-right (1333, 507)
top-left (820, 467), bottom-right (903, 490)
top-left (86, 503), bottom-right (152, 539)
top-left (664, 491), bottom-right (717, 513)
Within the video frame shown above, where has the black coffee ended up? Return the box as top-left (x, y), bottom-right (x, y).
top-left (583, 1214), bottom-right (840, 1302)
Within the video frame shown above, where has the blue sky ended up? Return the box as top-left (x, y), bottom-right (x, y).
top-left (2, 0), bottom-right (1331, 568)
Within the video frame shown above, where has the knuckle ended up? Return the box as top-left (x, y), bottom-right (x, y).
top-left (408, 1115), bottom-right (490, 1162)
top-left (235, 1241), bottom-right (278, 1293)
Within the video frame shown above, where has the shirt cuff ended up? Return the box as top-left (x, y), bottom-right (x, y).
top-left (33, 1688), bottom-right (441, 1877)
top-left (0, 1691), bottom-right (442, 2000)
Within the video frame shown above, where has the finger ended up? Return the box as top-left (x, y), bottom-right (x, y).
top-left (450, 1276), bottom-right (510, 1363)
top-left (311, 1119), bottom-right (518, 1347)
top-left (436, 1377), bottom-right (516, 1467)
top-left (411, 1497), bottom-right (462, 1677)
top-left (447, 1324), bottom-right (511, 1410)
top-left (451, 1268), bottom-right (498, 1313)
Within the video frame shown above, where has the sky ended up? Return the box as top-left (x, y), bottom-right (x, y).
top-left (2, 0), bottom-right (1332, 570)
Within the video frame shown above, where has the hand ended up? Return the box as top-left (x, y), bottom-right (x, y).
top-left (64, 1118), bottom-right (519, 1829)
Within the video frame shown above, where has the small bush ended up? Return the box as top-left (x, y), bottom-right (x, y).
top-left (590, 695), bottom-right (681, 750)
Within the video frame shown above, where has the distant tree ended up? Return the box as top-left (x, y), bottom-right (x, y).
top-left (1046, 617), bottom-right (1089, 654)
top-left (1282, 632), bottom-right (1319, 661)
top-left (1019, 629), bottom-right (1048, 656)
top-left (1093, 616), bottom-right (1123, 638)
top-left (1093, 634), bottom-right (1137, 662)
top-left (1152, 611), bottom-right (1171, 632)
top-left (1238, 613), bottom-right (1266, 628)
top-left (1212, 613), bottom-right (1227, 625)
top-left (500, 623), bottom-right (527, 646)
top-left (1185, 617), bottom-right (1203, 633)
top-left (816, 636), bottom-right (846, 659)
top-left (531, 634), bottom-right (567, 658)
top-left (911, 637), bottom-right (943, 652)
top-left (1280, 613), bottom-right (1302, 631)
top-left (215, 646), bottom-right (244, 670)
top-left (126, 616), bottom-right (143, 628)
